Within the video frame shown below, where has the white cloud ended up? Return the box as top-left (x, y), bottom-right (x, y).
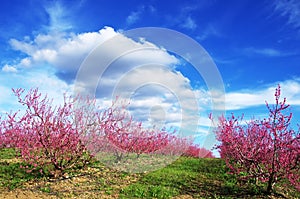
top-left (4, 26), bottom-right (211, 138)
top-left (1, 57), bottom-right (32, 73)
top-left (126, 5), bottom-right (156, 26)
top-left (181, 16), bottom-right (197, 30)
top-left (0, 85), bottom-right (15, 105)
top-left (33, 49), bottom-right (57, 62)
top-left (273, 0), bottom-right (300, 29)
top-left (3, 24), bottom-right (300, 149)
top-left (224, 80), bottom-right (300, 110)
top-left (257, 48), bottom-right (281, 56)
top-left (20, 58), bottom-right (31, 67)
top-left (25, 71), bottom-right (71, 97)
top-left (126, 10), bottom-right (142, 25)
top-left (243, 46), bottom-right (297, 57)
top-left (2, 64), bottom-right (17, 73)
top-left (9, 38), bottom-right (35, 54)
top-left (0, 67), bottom-right (73, 115)
top-left (56, 28), bottom-right (215, 137)
top-left (44, 1), bottom-right (73, 31)
top-left (6, 23), bottom-right (300, 146)
top-left (197, 24), bottom-right (222, 41)
top-left (8, 26), bottom-right (118, 73)
top-left (244, 47), bottom-right (282, 57)
top-left (173, 4), bottom-right (200, 30)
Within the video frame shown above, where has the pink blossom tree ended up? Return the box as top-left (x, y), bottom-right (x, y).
top-left (183, 144), bottom-right (215, 158)
top-left (3, 88), bottom-right (95, 177)
top-left (1, 87), bottom-right (217, 176)
top-left (106, 125), bottom-right (171, 159)
top-left (213, 85), bottom-right (300, 193)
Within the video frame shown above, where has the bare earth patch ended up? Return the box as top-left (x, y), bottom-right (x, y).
top-left (0, 163), bottom-right (141, 199)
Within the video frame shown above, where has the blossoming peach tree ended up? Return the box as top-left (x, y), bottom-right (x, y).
top-left (212, 85), bottom-right (300, 193)
top-left (0, 88), bottom-right (215, 177)
top-left (2, 88), bottom-right (96, 177)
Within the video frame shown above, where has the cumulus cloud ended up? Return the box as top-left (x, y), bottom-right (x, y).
top-left (110, 65), bottom-right (200, 130)
top-left (70, 30), bottom-right (206, 136)
top-left (1, 57), bottom-right (32, 73)
top-left (8, 27), bottom-right (118, 75)
top-left (25, 71), bottom-right (71, 98)
top-left (5, 26), bottom-right (214, 139)
top-left (2, 64), bottom-right (17, 73)
top-left (7, 23), bottom-right (300, 143)
top-left (4, 24), bottom-right (300, 149)
top-left (225, 80), bottom-right (300, 110)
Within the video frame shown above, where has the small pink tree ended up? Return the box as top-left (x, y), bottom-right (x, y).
top-left (214, 85), bottom-right (300, 193)
top-left (4, 88), bottom-right (94, 176)
top-left (103, 117), bottom-right (174, 161)
top-left (183, 144), bottom-right (215, 158)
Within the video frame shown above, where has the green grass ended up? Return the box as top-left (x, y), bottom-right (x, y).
top-left (0, 147), bottom-right (17, 159)
top-left (0, 148), bottom-right (299, 198)
top-left (119, 157), bottom-right (238, 198)
top-left (0, 148), bottom-right (40, 190)
top-left (119, 157), bottom-right (299, 198)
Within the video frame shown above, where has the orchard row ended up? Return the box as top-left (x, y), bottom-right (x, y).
top-left (0, 88), bottom-right (213, 177)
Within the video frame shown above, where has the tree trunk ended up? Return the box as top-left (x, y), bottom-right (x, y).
top-left (266, 173), bottom-right (274, 194)
top-left (115, 152), bottom-right (123, 163)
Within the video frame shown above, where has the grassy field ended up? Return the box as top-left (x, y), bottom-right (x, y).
top-left (0, 148), bottom-right (299, 199)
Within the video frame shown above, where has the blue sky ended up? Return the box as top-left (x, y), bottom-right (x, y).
top-left (0, 0), bottom-right (300, 151)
